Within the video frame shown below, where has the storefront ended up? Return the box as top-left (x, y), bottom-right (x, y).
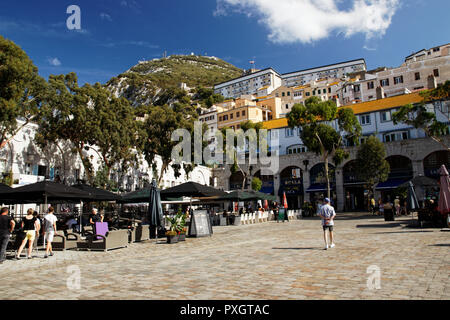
top-left (279, 166), bottom-right (303, 209)
top-left (376, 155), bottom-right (413, 202)
top-left (307, 163), bottom-right (337, 209)
top-left (343, 160), bottom-right (367, 211)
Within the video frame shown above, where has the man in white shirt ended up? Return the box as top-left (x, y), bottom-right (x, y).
top-left (319, 198), bottom-right (336, 250)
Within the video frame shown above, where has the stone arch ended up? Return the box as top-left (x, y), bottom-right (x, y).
top-left (253, 170), bottom-right (274, 194)
top-left (278, 166), bottom-right (303, 209)
top-left (385, 155), bottom-right (413, 180)
top-left (229, 171), bottom-right (245, 190)
top-left (423, 150), bottom-right (450, 179)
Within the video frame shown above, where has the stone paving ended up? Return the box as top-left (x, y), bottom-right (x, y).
top-left (1, 213), bottom-right (449, 300)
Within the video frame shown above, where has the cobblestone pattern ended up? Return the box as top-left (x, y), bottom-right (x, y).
top-left (1, 214), bottom-right (449, 300)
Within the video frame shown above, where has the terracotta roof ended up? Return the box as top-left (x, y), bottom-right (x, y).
top-left (341, 92), bottom-right (424, 115)
top-left (262, 92), bottom-right (426, 130)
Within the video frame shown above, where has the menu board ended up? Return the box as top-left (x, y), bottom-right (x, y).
top-left (188, 210), bottom-right (213, 237)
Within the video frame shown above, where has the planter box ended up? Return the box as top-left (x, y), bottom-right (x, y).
top-left (178, 233), bottom-right (186, 241)
top-left (166, 235), bottom-right (179, 244)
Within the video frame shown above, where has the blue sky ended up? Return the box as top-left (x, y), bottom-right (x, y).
top-left (0, 0), bottom-right (449, 85)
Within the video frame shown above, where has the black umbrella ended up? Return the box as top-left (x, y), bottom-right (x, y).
top-left (72, 183), bottom-right (122, 201)
top-left (160, 181), bottom-right (227, 199)
top-left (148, 180), bottom-right (163, 240)
top-left (406, 181), bottom-right (419, 212)
top-left (0, 181), bottom-right (95, 204)
top-left (118, 188), bottom-right (151, 204)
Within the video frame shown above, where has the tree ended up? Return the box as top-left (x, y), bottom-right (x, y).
top-left (251, 177), bottom-right (262, 192)
top-left (287, 97), bottom-right (362, 199)
top-left (392, 81), bottom-right (450, 150)
top-left (355, 135), bottom-right (390, 198)
top-left (0, 36), bottom-right (46, 150)
top-left (220, 121), bottom-right (264, 191)
top-left (85, 83), bottom-right (140, 180)
top-left (36, 73), bottom-right (95, 183)
top-left (139, 104), bottom-right (203, 186)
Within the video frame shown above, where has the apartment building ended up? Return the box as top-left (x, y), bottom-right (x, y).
top-left (344, 43), bottom-right (450, 104)
top-left (214, 68), bottom-right (283, 99)
top-left (281, 59), bottom-right (366, 87)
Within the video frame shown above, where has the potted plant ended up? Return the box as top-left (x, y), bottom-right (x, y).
top-left (178, 227), bottom-right (187, 241)
top-left (165, 210), bottom-right (186, 244)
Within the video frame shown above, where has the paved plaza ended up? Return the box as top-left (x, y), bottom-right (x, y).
top-left (1, 213), bottom-right (449, 300)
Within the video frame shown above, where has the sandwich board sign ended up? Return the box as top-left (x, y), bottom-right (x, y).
top-left (188, 210), bottom-right (213, 237)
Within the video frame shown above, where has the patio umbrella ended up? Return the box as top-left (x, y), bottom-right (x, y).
top-left (0, 181), bottom-right (94, 204)
top-left (71, 183), bottom-right (122, 202)
top-left (119, 188), bottom-right (151, 204)
top-left (282, 192), bottom-right (288, 209)
top-left (160, 181), bottom-right (227, 199)
top-left (147, 180), bottom-right (163, 240)
top-left (406, 181), bottom-right (419, 212)
top-left (437, 165), bottom-right (450, 217)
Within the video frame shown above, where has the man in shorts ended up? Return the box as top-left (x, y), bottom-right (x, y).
top-left (319, 198), bottom-right (336, 250)
top-left (43, 207), bottom-right (58, 258)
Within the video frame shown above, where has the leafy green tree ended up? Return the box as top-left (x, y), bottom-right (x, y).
top-left (251, 177), bottom-right (262, 192)
top-left (287, 97), bottom-right (362, 199)
top-left (36, 73), bottom-right (95, 182)
top-left (220, 121), bottom-right (265, 191)
top-left (93, 165), bottom-right (118, 191)
top-left (0, 36), bottom-right (46, 150)
top-left (393, 81), bottom-right (450, 150)
top-left (355, 135), bottom-right (390, 198)
top-left (85, 83), bottom-right (140, 178)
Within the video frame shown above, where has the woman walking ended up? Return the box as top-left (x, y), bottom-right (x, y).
top-left (16, 209), bottom-right (39, 259)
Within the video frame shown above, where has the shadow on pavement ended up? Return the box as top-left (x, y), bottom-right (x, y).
top-left (356, 222), bottom-right (404, 228)
top-left (272, 247), bottom-right (321, 251)
top-left (372, 230), bottom-right (435, 234)
top-left (429, 244), bottom-right (450, 247)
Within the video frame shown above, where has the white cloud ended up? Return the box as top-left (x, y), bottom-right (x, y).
top-left (216, 0), bottom-right (401, 44)
top-left (100, 13), bottom-right (113, 22)
top-left (47, 57), bottom-right (62, 66)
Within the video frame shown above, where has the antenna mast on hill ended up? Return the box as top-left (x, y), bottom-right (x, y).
top-left (163, 51), bottom-right (167, 59)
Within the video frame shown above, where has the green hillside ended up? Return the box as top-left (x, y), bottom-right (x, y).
top-left (107, 55), bottom-right (242, 106)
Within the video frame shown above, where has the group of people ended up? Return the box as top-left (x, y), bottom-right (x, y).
top-left (0, 206), bottom-right (105, 264)
top-left (0, 206), bottom-right (57, 262)
top-left (374, 197), bottom-right (408, 216)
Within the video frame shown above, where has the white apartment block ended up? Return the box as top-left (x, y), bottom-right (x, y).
top-left (281, 59), bottom-right (367, 87)
top-left (343, 43), bottom-right (450, 105)
top-left (214, 68), bottom-right (283, 99)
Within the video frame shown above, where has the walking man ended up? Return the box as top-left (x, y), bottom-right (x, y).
top-left (43, 207), bottom-right (58, 258)
top-left (0, 207), bottom-right (15, 264)
top-left (319, 198), bottom-right (336, 250)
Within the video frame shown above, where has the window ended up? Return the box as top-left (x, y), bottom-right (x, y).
top-left (219, 116), bottom-right (223, 121)
top-left (434, 69), bottom-right (440, 77)
top-left (380, 79), bottom-right (390, 87)
top-left (287, 145), bottom-right (307, 154)
top-left (285, 128), bottom-right (294, 137)
top-left (318, 89), bottom-right (321, 94)
top-left (394, 76), bottom-right (404, 85)
top-left (286, 104), bottom-right (289, 109)
top-left (287, 92), bottom-right (290, 96)
top-left (433, 47), bottom-right (440, 52)
top-left (354, 85), bottom-right (360, 92)
top-left (328, 87), bottom-right (331, 93)
top-left (282, 92), bottom-right (285, 97)
top-left (236, 112), bottom-right (240, 117)
top-left (230, 113), bottom-right (233, 119)
top-left (242, 110), bottom-right (246, 116)
top-left (306, 92), bottom-right (310, 97)
top-left (383, 131), bottom-right (409, 142)
top-left (360, 114), bottom-right (371, 125)
top-left (367, 81), bottom-right (374, 90)
top-left (380, 110), bottom-right (392, 122)
top-left (223, 115), bottom-right (228, 121)
top-left (415, 72), bottom-right (421, 80)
